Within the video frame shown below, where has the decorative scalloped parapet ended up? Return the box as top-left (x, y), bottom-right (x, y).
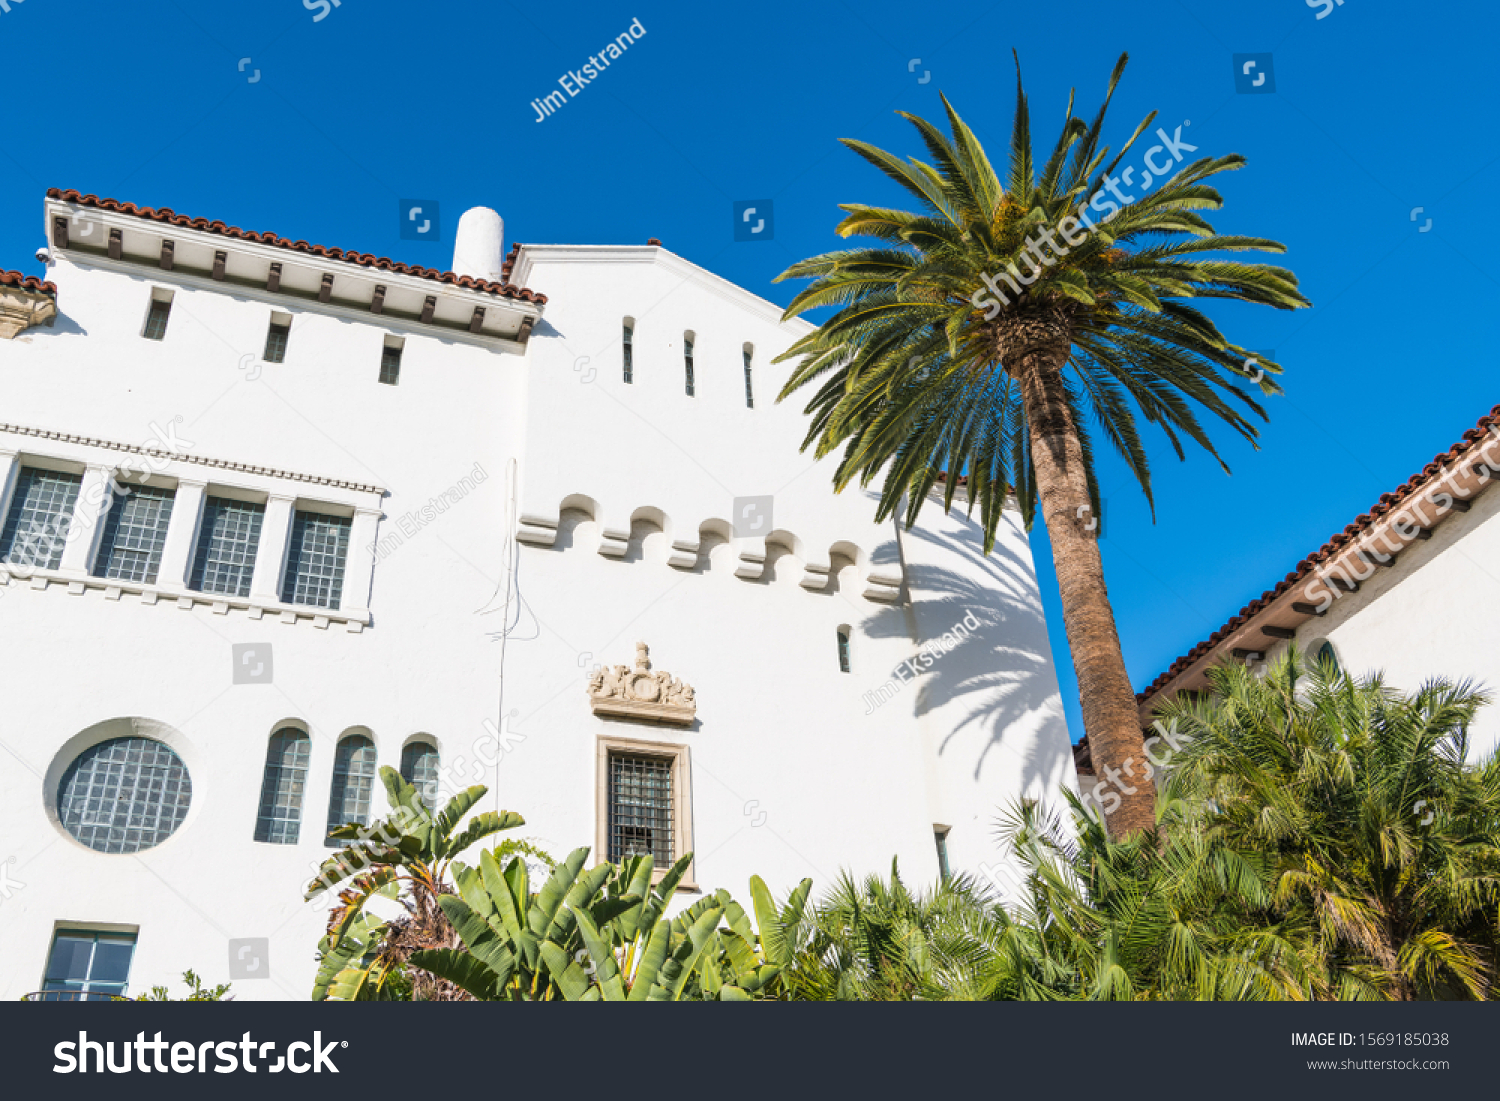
top-left (518, 496), bottom-right (905, 603)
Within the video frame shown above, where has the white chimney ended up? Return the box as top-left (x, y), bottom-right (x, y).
top-left (451, 206), bottom-right (506, 283)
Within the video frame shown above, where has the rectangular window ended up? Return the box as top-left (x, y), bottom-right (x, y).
top-left (0, 466), bottom-right (82, 571)
top-left (143, 298), bottom-right (172, 341)
top-left (282, 509), bottom-right (351, 609)
top-left (40, 930), bottom-right (137, 1002)
top-left (263, 317), bottom-right (290, 364)
top-left (684, 335), bottom-right (695, 397)
top-left (743, 347), bottom-right (754, 408)
top-left (935, 828), bottom-right (952, 882)
top-left (623, 321), bottom-right (634, 384)
top-left (837, 629), bottom-right (852, 673)
top-left (92, 484), bottom-right (176, 584)
top-left (379, 344), bottom-right (402, 385)
top-left (608, 752), bottom-right (675, 864)
top-left (189, 496), bottom-right (264, 597)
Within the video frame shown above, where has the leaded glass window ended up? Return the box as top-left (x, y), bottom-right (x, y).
top-left (190, 496), bottom-right (264, 597)
top-left (326, 735), bottom-right (378, 844)
top-left (40, 931), bottom-right (137, 1002)
top-left (400, 742), bottom-right (440, 809)
top-left (607, 752), bottom-right (674, 864)
top-left (379, 345), bottom-right (402, 385)
top-left (282, 510), bottom-right (350, 609)
top-left (264, 321), bottom-right (290, 364)
top-left (623, 321), bottom-right (634, 384)
top-left (0, 467), bottom-right (81, 571)
top-left (837, 629), bottom-right (852, 673)
top-left (93, 484), bottom-right (175, 584)
top-left (57, 737), bottom-right (192, 854)
top-left (683, 335), bottom-right (695, 397)
top-left (254, 728), bottom-right (310, 844)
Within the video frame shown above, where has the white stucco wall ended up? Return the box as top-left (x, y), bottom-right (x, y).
top-left (1260, 480), bottom-right (1500, 754)
top-left (0, 229), bottom-right (1071, 1001)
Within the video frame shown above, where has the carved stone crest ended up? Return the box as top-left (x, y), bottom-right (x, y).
top-left (587, 642), bottom-right (696, 725)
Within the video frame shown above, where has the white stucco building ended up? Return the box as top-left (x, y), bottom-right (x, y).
top-left (0, 189), bottom-right (1074, 1001)
top-left (1075, 402), bottom-right (1500, 799)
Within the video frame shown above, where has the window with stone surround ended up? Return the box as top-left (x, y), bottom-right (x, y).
top-left (596, 735), bottom-right (694, 888)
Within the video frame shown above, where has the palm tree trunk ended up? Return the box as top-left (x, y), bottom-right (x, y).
top-left (1010, 335), bottom-right (1155, 838)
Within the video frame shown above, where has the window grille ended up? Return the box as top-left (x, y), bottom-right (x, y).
top-left (281, 510), bottom-right (351, 609)
top-left (143, 299), bottom-right (171, 340)
top-left (189, 497), bottom-right (264, 597)
top-left (326, 736), bottom-right (378, 844)
top-left (607, 752), bottom-right (674, 864)
top-left (93, 484), bottom-right (175, 584)
top-left (400, 742), bottom-right (441, 809)
top-left (254, 728), bottom-right (311, 844)
top-left (40, 931), bottom-right (137, 1002)
top-left (0, 467), bottom-right (81, 571)
top-left (57, 736), bottom-right (192, 854)
top-left (263, 322), bottom-right (290, 364)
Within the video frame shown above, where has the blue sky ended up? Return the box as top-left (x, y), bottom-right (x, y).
top-left (1, 0), bottom-right (1493, 742)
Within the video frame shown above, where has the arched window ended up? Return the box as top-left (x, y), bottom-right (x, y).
top-left (623, 318), bottom-right (634, 384)
top-left (326, 734), bottom-right (378, 844)
top-left (400, 741), bottom-right (440, 809)
top-left (254, 727), bottom-right (310, 844)
top-left (683, 332), bottom-right (696, 396)
top-left (743, 343), bottom-right (754, 408)
top-left (837, 627), bottom-right (852, 673)
top-left (1312, 640), bottom-right (1342, 677)
top-left (57, 737), bottom-right (191, 854)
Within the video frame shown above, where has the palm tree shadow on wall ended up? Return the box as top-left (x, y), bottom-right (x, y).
top-left (861, 506), bottom-right (1068, 795)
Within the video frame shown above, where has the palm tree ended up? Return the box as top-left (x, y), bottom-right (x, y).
top-left (307, 768), bottom-right (524, 1000)
top-left (773, 54), bottom-right (1309, 836)
top-left (1158, 647), bottom-right (1500, 999)
top-left (1001, 793), bottom-right (1326, 999)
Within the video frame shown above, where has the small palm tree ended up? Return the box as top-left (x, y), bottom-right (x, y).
top-left (774, 54), bottom-right (1309, 836)
top-left (307, 768), bottom-right (524, 1000)
top-left (1159, 648), bottom-right (1500, 999)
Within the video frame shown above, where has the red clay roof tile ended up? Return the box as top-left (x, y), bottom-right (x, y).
top-left (46, 189), bottom-right (546, 305)
top-left (1135, 403), bottom-right (1500, 705)
top-left (1, 271), bottom-right (57, 295)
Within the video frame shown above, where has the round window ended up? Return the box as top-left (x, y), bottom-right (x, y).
top-left (57, 736), bottom-right (192, 854)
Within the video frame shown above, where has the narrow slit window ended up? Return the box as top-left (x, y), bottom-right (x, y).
top-left (93, 484), bottom-right (176, 584)
top-left (743, 345), bottom-right (754, 408)
top-left (141, 297), bottom-right (172, 340)
top-left (263, 315), bottom-right (291, 364)
top-left (282, 509), bottom-right (351, 609)
top-left (0, 466), bottom-right (82, 571)
top-left (837, 628), bottom-right (852, 673)
top-left (623, 320), bottom-right (634, 384)
top-left (254, 728), bottom-right (310, 845)
top-left (379, 340), bottom-right (403, 386)
top-left (935, 828), bottom-right (952, 882)
top-left (683, 334), bottom-right (695, 397)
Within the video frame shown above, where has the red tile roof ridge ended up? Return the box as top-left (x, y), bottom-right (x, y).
top-left (1, 270), bottom-right (57, 295)
top-left (45, 189), bottom-right (546, 305)
top-left (1135, 402), bottom-right (1500, 705)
